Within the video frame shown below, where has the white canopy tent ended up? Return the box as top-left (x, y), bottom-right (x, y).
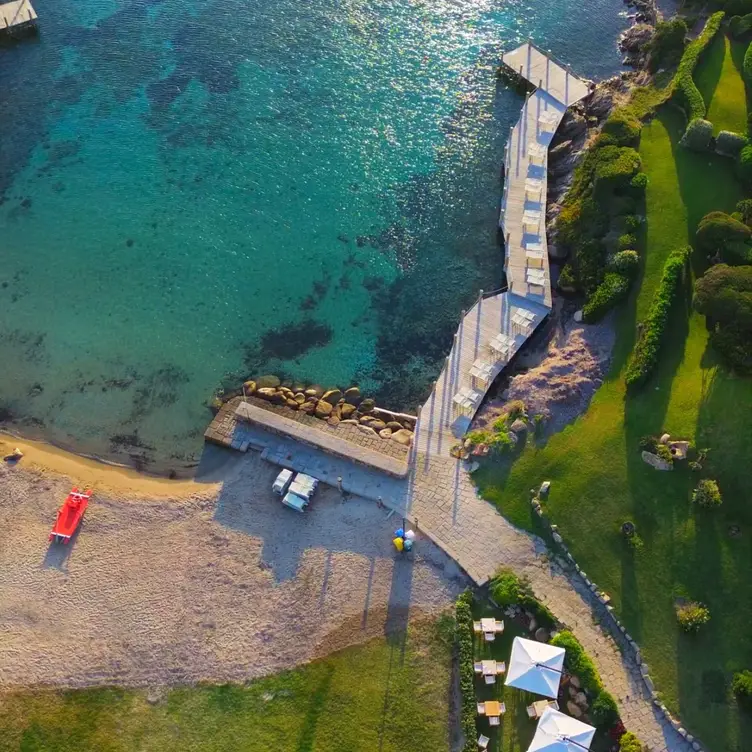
top-left (528, 707), bottom-right (596, 752)
top-left (505, 636), bottom-right (565, 698)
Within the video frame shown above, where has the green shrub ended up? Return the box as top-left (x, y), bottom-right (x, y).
top-left (630, 172), bottom-right (649, 192)
top-left (550, 631), bottom-right (602, 693)
top-left (619, 731), bottom-right (643, 752)
top-left (716, 130), bottom-right (748, 157)
top-left (672, 12), bottom-right (724, 121)
top-left (489, 568), bottom-right (556, 627)
top-left (648, 18), bottom-right (688, 71)
top-left (695, 211), bottom-right (752, 262)
top-left (601, 109), bottom-right (642, 146)
top-left (695, 264), bottom-right (752, 372)
top-left (711, 325), bottom-right (752, 372)
top-left (594, 146), bottom-right (642, 195)
top-left (693, 478), bottom-right (723, 507)
top-left (583, 272), bottom-right (631, 323)
top-left (680, 118), bottom-right (714, 151)
top-left (607, 250), bottom-right (640, 277)
top-left (558, 263), bottom-right (577, 291)
top-left (732, 670), bottom-right (752, 699)
top-left (551, 631), bottom-right (621, 726)
top-left (625, 247), bottom-right (690, 390)
top-left (738, 144), bottom-right (752, 185)
top-left (591, 691), bottom-right (620, 727)
top-left (656, 443), bottom-right (675, 465)
top-left (617, 233), bottom-right (638, 251)
top-left (676, 600), bottom-right (711, 632)
top-left (745, 39), bottom-right (752, 86)
top-left (729, 12), bottom-right (752, 38)
top-left (623, 214), bottom-right (641, 231)
top-left (455, 591), bottom-right (477, 751)
top-left (736, 198), bottom-right (752, 224)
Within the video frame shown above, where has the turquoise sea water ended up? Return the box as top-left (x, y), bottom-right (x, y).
top-left (0, 0), bottom-right (627, 473)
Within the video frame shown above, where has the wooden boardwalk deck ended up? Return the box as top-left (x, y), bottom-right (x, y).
top-left (0, 0), bottom-right (37, 31)
top-left (413, 42), bottom-right (590, 458)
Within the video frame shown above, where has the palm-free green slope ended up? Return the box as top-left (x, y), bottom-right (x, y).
top-left (0, 630), bottom-right (451, 752)
top-left (475, 105), bottom-right (752, 751)
top-left (695, 32), bottom-right (749, 134)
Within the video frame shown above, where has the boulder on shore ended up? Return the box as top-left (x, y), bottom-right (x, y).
top-left (243, 380), bottom-right (257, 394)
top-left (340, 403), bottom-right (357, 418)
top-left (391, 429), bottom-right (413, 446)
top-left (315, 401), bottom-right (334, 418)
top-left (369, 419), bottom-right (387, 432)
top-left (306, 384), bottom-right (324, 398)
top-left (359, 398), bottom-right (375, 414)
top-left (344, 386), bottom-right (362, 405)
top-left (321, 388), bottom-right (342, 405)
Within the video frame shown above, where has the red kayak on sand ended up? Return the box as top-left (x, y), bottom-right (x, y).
top-left (49, 487), bottom-right (91, 544)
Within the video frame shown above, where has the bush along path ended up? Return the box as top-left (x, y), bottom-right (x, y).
top-left (453, 577), bottom-right (685, 752)
top-left (416, 458), bottom-right (692, 751)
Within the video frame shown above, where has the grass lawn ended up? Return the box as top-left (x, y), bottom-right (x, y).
top-left (474, 105), bottom-right (752, 752)
top-left (694, 32), bottom-right (749, 135)
top-left (0, 627), bottom-right (452, 752)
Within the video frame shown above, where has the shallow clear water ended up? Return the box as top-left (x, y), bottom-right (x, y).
top-left (0, 0), bottom-right (627, 472)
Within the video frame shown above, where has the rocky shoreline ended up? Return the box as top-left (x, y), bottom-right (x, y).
top-left (212, 377), bottom-right (416, 447)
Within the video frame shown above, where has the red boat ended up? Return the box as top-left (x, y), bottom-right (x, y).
top-left (49, 487), bottom-right (91, 544)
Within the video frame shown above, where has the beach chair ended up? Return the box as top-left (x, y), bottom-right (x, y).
top-left (489, 716), bottom-right (500, 727)
top-left (473, 662), bottom-right (483, 674)
top-left (496, 661), bottom-right (506, 674)
top-left (484, 673), bottom-right (496, 685)
top-left (484, 632), bottom-right (495, 642)
top-left (478, 734), bottom-right (490, 750)
top-left (473, 621), bottom-right (482, 634)
top-left (477, 702), bottom-right (486, 715)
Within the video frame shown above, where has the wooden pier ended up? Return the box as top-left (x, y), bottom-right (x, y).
top-left (413, 42), bottom-right (591, 458)
top-left (0, 0), bottom-right (37, 34)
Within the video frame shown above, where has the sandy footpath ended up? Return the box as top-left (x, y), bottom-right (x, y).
top-left (0, 441), bottom-right (465, 689)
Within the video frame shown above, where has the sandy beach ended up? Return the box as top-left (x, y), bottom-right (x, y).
top-left (0, 440), bottom-right (465, 689)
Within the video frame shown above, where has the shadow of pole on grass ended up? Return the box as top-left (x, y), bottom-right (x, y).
top-left (295, 664), bottom-right (335, 752)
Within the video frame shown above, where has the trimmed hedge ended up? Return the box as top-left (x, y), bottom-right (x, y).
top-left (738, 143), bottom-right (752, 185)
top-left (550, 631), bottom-right (619, 728)
top-left (716, 130), bottom-right (748, 157)
top-left (696, 210), bottom-right (752, 262)
top-left (680, 118), bottom-right (714, 151)
top-left (624, 246), bottom-right (690, 390)
top-left (729, 12), bottom-right (752, 38)
top-left (582, 272), bottom-right (631, 323)
top-left (455, 591), bottom-right (477, 752)
top-left (607, 250), bottom-right (640, 277)
top-left (673, 12), bottom-right (725, 122)
top-left (601, 109), bottom-right (642, 146)
top-left (594, 146), bottom-right (642, 194)
top-left (745, 39), bottom-right (752, 86)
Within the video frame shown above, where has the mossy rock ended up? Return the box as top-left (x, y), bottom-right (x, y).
top-left (344, 386), bottom-right (362, 405)
top-left (257, 374), bottom-right (281, 389)
top-left (359, 398), bottom-right (375, 413)
top-left (322, 388), bottom-right (342, 405)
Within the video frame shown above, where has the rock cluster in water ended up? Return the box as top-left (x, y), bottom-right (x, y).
top-left (215, 376), bottom-right (416, 447)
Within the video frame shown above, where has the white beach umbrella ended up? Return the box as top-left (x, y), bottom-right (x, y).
top-left (528, 707), bottom-right (596, 752)
top-left (505, 636), bottom-right (565, 698)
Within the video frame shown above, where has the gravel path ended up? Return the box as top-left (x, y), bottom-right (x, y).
top-left (0, 455), bottom-right (465, 689)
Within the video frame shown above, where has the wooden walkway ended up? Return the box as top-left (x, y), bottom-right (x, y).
top-left (413, 42), bottom-right (591, 457)
top-left (0, 0), bottom-right (37, 31)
